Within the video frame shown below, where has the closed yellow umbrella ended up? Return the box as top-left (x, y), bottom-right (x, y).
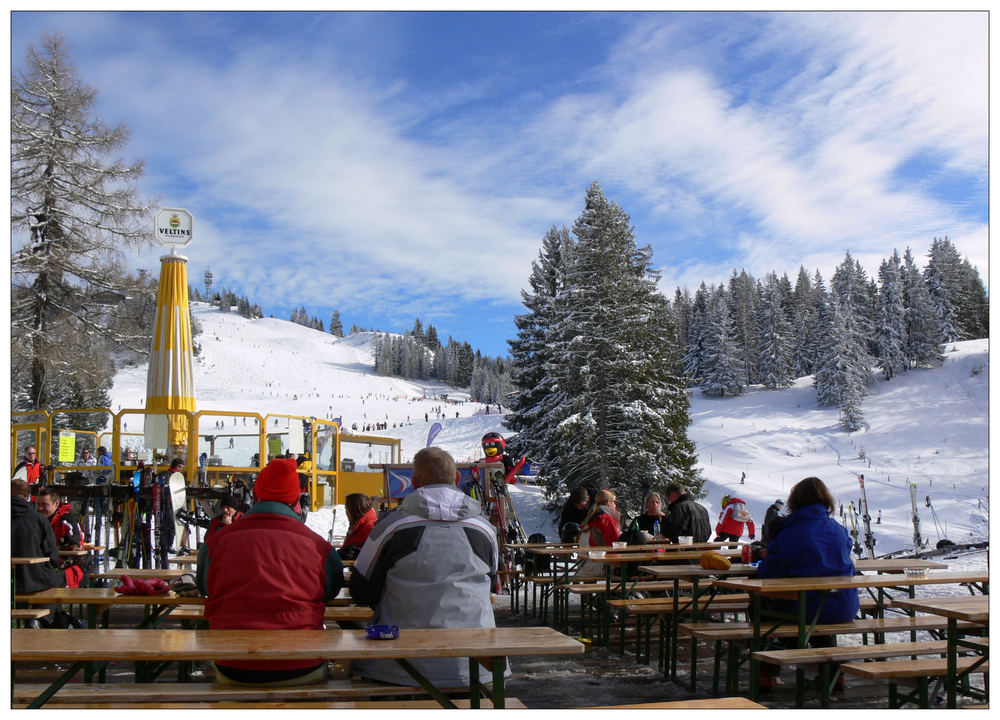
top-left (145, 209), bottom-right (196, 457)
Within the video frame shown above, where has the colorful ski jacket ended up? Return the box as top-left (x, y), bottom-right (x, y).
top-left (48, 503), bottom-right (83, 548)
top-left (716, 496), bottom-right (756, 539)
top-left (349, 483), bottom-right (502, 688)
top-left (197, 501), bottom-right (344, 678)
top-left (341, 507), bottom-right (377, 551)
top-left (586, 505), bottom-right (621, 546)
top-left (757, 503), bottom-right (860, 623)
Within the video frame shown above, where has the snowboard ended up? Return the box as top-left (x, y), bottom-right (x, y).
top-left (170, 471), bottom-right (188, 551)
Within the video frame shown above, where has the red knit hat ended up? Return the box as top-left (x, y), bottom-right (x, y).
top-left (253, 458), bottom-right (300, 505)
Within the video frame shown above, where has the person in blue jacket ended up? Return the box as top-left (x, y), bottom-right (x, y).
top-left (755, 476), bottom-right (859, 692)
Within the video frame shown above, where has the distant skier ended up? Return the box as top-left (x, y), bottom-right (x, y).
top-left (714, 494), bottom-right (755, 542)
top-left (740, 471), bottom-right (746, 485)
top-left (876, 509), bottom-right (881, 525)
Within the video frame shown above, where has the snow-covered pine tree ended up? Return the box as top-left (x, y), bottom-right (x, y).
top-left (11, 34), bottom-right (154, 411)
top-left (727, 269), bottom-right (760, 385)
top-left (531, 182), bottom-right (699, 512)
top-left (957, 258), bottom-right (988, 340)
top-left (329, 311), bottom-right (344, 337)
top-left (924, 237), bottom-right (962, 343)
top-left (790, 267), bottom-right (818, 377)
top-left (874, 251), bottom-right (908, 380)
top-left (682, 282), bottom-right (711, 385)
top-left (507, 225), bottom-right (572, 466)
top-left (699, 286), bottom-right (745, 397)
top-left (816, 257), bottom-right (873, 428)
top-left (672, 287), bottom-right (693, 353)
top-left (756, 272), bottom-right (795, 389)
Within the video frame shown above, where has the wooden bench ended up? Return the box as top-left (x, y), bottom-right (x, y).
top-left (753, 639), bottom-right (954, 707)
top-left (677, 615), bottom-right (975, 695)
top-left (606, 595), bottom-right (750, 669)
top-left (13, 698), bottom-right (528, 709)
top-left (585, 697), bottom-right (766, 709)
top-left (841, 656), bottom-right (989, 708)
top-left (12, 608), bottom-right (50, 624)
top-left (12, 679), bottom-right (451, 705)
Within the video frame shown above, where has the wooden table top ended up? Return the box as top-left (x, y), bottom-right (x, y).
top-left (855, 558), bottom-right (949, 572)
top-left (637, 563), bottom-right (760, 579)
top-left (892, 595), bottom-right (989, 624)
top-left (16, 587), bottom-right (198, 606)
top-left (601, 548), bottom-right (744, 565)
top-left (714, 571), bottom-right (988, 594)
top-left (636, 558), bottom-right (949, 580)
top-left (533, 542), bottom-right (738, 557)
top-left (169, 555), bottom-right (199, 565)
top-left (59, 549), bottom-right (91, 558)
top-left (11, 626), bottom-right (585, 662)
top-left (12, 557), bottom-right (53, 565)
top-left (93, 568), bottom-right (188, 580)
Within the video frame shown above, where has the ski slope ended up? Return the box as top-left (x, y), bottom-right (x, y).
top-left (110, 302), bottom-right (988, 558)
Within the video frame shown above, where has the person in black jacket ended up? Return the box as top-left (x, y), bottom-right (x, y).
top-left (558, 486), bottom-right (591, 536)
top-left (661, 482), bottom-right (711, 543)
top-left (11, 479), bottom-right (63, 594)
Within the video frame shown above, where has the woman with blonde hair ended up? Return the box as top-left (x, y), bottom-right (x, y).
top-left (580, 489), bottom-right (621, 546)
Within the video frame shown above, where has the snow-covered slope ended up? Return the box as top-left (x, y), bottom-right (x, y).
top-left (110, 303), bottom-right (988, 556)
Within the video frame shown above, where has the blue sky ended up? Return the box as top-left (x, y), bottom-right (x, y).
top-left (9, 10), bottom-right (988, 358)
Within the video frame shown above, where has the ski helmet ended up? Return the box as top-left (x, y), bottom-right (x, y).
top-left (481, 432), bottom-right (506, 459)
top-left (721, 494), bottom-right (731, 508)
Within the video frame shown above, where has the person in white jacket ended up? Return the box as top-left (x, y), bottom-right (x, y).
top-left (349, 446), bottom-right (505, 687)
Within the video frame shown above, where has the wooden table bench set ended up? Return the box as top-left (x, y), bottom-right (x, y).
top-left (503, 542), bottom-right (989, 709)
top-left (700, 569), bottom-right (989, 708)
top-left (12, 557), bottom-right (589, 709)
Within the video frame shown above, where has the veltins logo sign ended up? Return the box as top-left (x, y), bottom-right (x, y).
top-left (154, 207), bottom-right (194, 249)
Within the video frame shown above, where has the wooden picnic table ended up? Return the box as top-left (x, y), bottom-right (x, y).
top-left (93, 568), bottom-right (189, 581)
top-left (12, 557), bottom-right (52, 565)
top-left (168, 554), bottom-right (199, 565)
top-left (12, 626), bottom-right (584, 709)
top-left (892, 595), bottom-right (989, 708)
top-left (712, 571), bottom-right (989, 701)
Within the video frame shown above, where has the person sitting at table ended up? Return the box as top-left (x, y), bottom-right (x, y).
top-left (558, 485), bottom-right (592, 537)
top-left (196, 457), bottom-right (345, 686)
top-left (11, 479), bottom-right (63, 595)
top-left (338, 492), bottom-right (377, 561)
top-left (661, 482), bottom-right (711, 543)
top-left (632, 491), bottom-right (666, 535)
top-left (13, 445), bottom-right (43, 483)
top-left (207, 495), bottom-right (244, 536)
top-left (36, 487), bottom-right (87, 588)
top-left (755, 476), bottom-right (859, 692)
top-left (349, 446), bottom-right (505, 688)
top-left (580, 489), bottom-right (621, 547)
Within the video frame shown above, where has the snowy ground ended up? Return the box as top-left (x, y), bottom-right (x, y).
top-left (110, 302), bottom-right (988, 568)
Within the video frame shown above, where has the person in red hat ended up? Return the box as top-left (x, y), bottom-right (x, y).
top-left (196, 457), bottom-right (345, 685)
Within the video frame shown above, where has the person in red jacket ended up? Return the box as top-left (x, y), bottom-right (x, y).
top-left (714, 493), bottom-right (756, 542)
top-left (338, 493), bottom-right (377, 561)
top-left (13, 445), bottom-right (43, 483)
top-left (196, 457), bottom-right (345, 685)
top-left (36, 487), bottom-right (86, 587)
top-left (207, 495), bottom-right (244, 536)
top-left (581, 489), bottom-right (621, 546)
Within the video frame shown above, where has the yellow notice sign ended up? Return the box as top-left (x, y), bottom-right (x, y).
top-left (58, 431), bottom-right (76, 463)
top-left (267, 434), bottom-right (283, 457)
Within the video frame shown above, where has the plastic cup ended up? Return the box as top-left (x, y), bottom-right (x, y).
top-left (678, 536), bottom-right (693, 545)
top-left (612, 542), bottom-right (627, 549)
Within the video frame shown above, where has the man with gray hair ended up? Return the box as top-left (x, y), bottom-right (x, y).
top-left (349, 446), bottom-right (505, 688)
top-left (662, 482), bottom-right (711, 543)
